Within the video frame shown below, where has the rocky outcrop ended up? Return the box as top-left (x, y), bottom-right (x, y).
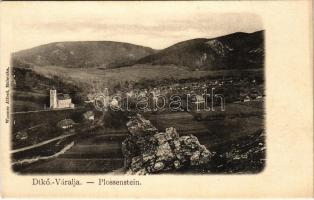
top-left (206, 39), bottom-right (233, 57)
top-left (122, 114), bottom-right (213, 174)
top-left (136, 30), bottom-right (264, 70)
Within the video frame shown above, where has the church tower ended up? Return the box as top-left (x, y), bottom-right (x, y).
top-left (50, 89), bottom-right (57, 109)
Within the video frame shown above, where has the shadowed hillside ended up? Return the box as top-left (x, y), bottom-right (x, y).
top-left (12, 41), bottom-right (157, 69)
top-left (137, 30), bottom-right (264, 70)
top-left (12, 31), bottom-right (264, 71)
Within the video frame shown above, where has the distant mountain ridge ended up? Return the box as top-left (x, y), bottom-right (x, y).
top-left (12, 41), bottom-right (157, 69)
top-left (137, 30), bottom-right (264, 70)
top-left (12, 30), bottom-right (264, 70)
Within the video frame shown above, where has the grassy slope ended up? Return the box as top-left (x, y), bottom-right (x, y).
top-left (145, 101), bottom-right (265, 173)
top-left (32, 64), bottom-right (263, 91)
top-left (12, 41), bottom-right (156, 69)
top-left (13, 66), bottom-right (85, 112)
top-left (137, 31), bottom-right (264, 70)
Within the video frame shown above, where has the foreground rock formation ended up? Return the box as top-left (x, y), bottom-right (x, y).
top-left (122, 114), bottom-right (213, 174)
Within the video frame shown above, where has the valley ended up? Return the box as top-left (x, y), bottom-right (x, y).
top-left (11, 30), bottom-right (265, 174)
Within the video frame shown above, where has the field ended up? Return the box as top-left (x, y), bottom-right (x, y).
top-left (11, 29), bottom-right (265, 174)
top-left (17, 133), bottom-right (127, 174)
top-left (12, 63), bottom-right (265, 174)
top-left (13, 100), bottom-right (265, 174)
top-left (11, 106), bottom-right (129, 174)
top-left (12, 108), bottom-right (90, 149)
top-left (194, 101), bottom-right (264, 120)
top-left (144, 101), bottom-right (265, 173)
top-left (32, 64), bottom-right (263, 91)
top-left (144, 102), bottom-right (264, 148)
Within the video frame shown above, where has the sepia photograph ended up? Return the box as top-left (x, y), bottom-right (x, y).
top-left (0, 1), bottom-right (313, 198)
top-left (10, 10), bottom-right (265, 174)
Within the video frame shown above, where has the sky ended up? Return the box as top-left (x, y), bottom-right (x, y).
top-left (7, 2), bottom-right (263, 52)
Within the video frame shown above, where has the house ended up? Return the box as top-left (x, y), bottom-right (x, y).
top-left (50, 89), bottom-right (75, 109)
top-left (57, 94), bottom-right (73, 108)
top-left (57, 119), bottom-right (75, 129)
top-left (190, 95), bottom-right (206, 110)
top-left (243, 96), bottom-right (251, 102)
top-left (110, 98), bottom-right (119, 107)
top-left (83, 111), bottom-right (95, 121)
top-left (194, 95), bottom-right (205, 104)
top-left (126, 90), bottom-right (135, 98)
top-left (16, 131), bottom-right (28, 140)
top-left (151, 88), bottom-right (161, 101)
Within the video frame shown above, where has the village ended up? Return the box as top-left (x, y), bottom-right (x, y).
top-left (88, 76), bottom-right (264, 113)
top-left (11, 60), bottom-right (265, 174)
top-left (12, 75), bottom-right (264, 154)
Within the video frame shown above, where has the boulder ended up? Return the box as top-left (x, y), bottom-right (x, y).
top-left (153, 162), bottom-right (165, 171)
top-left (155, 142), bottom-right (174, 161)
top-left (122, 114), bottom-right (213, 174)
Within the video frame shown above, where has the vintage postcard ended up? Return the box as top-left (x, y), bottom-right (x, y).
top-left (0, 0), bottom-right (313, 198)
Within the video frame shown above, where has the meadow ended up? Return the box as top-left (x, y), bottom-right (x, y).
top-left (144, 100), bottom-right (265, 173)
top-left (32, 64), bottom-right (263, 92)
